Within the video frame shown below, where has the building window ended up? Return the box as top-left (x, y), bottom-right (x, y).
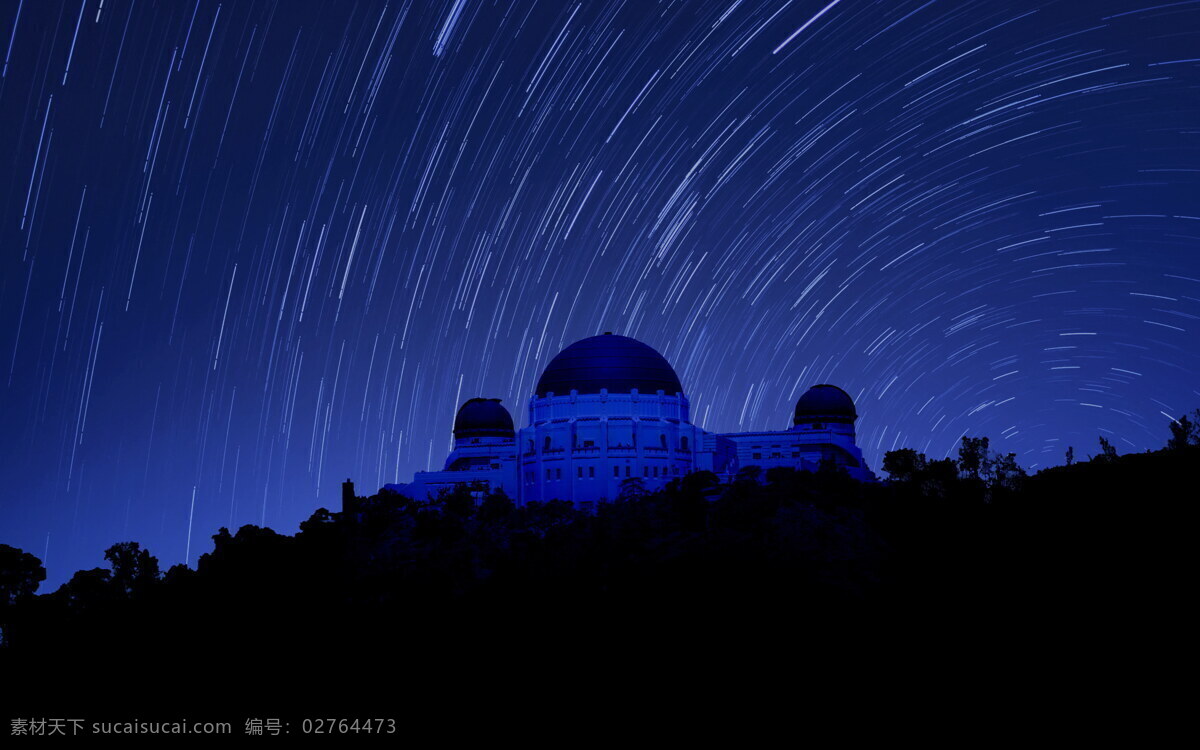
top-left (588, 466), bottom-right (595, 478)
top-left (659, 434), bottom-right (667, 449)
top-left (578, 467), bottom-right (583, 478)
top-left (643, 467), bottom-right (649, 477)
top-left (625, 466), bottom-right (631, 477)
top-left (544, 436), bottom-right (552, 451)
top-left (813, 423), bottom-right (823, 429)
top-left (752, 453), bottom-right (761, 459)
top-left (546, 469), bottom-right (552, 480)
top-left (583, 439), bottom-right (594, 448)
top-left (556, 468), bottom-right (562, 479)
top-left (614, 466), bottom-right (619, 477)
top-left (681, 436), bottom-right (689, 450)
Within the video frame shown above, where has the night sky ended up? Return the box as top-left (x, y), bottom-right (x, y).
top-left (2, 0), bottom-right (1198, 586)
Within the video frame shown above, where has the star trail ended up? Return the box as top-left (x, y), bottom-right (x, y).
top-left (1, 0), bottom-right (1197, 585)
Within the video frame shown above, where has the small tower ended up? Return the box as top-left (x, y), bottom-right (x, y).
top-left (386, 399), bottom-right (520, 501)
top-left (790, 385), bottom-right (874, 479)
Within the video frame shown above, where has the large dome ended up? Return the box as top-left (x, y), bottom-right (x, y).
top-left (453, 398), bottom-right (515, 439)
top-left (535, 333), bottom-right (683, 397)
top-left (794, 384), bottom-right (857, 425)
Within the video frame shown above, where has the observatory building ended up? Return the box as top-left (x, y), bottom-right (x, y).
top-left (385, 333), bottom-right (874, 508)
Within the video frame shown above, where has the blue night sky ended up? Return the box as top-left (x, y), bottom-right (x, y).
top-left (1, 0), bottom-right (1198, 586)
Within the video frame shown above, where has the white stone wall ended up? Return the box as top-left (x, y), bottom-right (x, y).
top-left (518, 389), bottom-right (704, 506)
top-left (390, 389), bottom-right (877, 506)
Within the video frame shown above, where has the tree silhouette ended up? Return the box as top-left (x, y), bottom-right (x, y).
top-left (0, 545), bottom-right (45, 609)
top-left (54, 568), bottom-right (114, 610)
top-left (669, 471), bottom-right (719, 530)
top-left (1168, 411), bottom-right (1199, 450)
top-left (680, 470), bottom-right (720, 496)
top-left (920, 458), bottom-right (960, 499)
top-left (882, 448), bottom-right (926, 482)
top-left (957, 437), bottom-right (989, 480)
top-left (478, 489), bottom-right (515, 523)
top-left (298, 507), bottom-right (337, 534)
top-left (163, 563), bottom-right (196, 586)
top-left (438, 482), bottom-right (482, 519)
top-left (881, 447), bottom-right (978, 501)
top-left (988, 452), bottom-right (1026, 494)
top-left (104, 542), bottom-right (161, 597)
top-left (1096, 436), bottom-right (1118, 462)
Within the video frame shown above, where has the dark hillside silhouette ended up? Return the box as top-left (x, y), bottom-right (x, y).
top-left (2, 413), bottom-right (1196, 713)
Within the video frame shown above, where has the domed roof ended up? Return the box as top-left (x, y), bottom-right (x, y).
top-left (794, 384), bottom-right (857, 424)
top-left (535, 333), bottom-right (683, 397)
top-left (453, 398), bottom-right (515, 439)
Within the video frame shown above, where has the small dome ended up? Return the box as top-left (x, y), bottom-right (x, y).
top-left (535, 333), bottom-right (683, 398)
top-left (794, 384), bottom-right (857, 425)
top-left (453, 398), bottom-right (515, 439)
